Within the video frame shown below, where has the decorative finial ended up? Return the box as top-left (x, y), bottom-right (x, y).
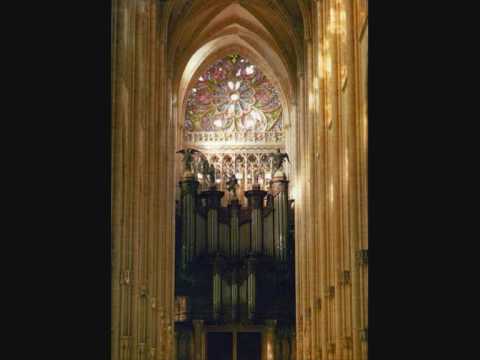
top-left (226, 173), bottom-right (238, 198)
top-left (176, 147), bottom-right (202, 178)
top-left (270, 148), bottom-right (290, 178)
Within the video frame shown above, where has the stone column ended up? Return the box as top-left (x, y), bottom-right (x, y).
top-left (202, 188), bottom-right (224, 255)
top-left (262, 320), bottom-right (277, 360)
top-left (180, 175), bottom-right (199, 271)
top-left (271, 176), bottom-right (289, 262)
top-left (245, 184), bottom-right (267, 254)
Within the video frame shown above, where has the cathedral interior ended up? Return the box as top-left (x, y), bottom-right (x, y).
top-left (112, 1), bottom-right (368, 359)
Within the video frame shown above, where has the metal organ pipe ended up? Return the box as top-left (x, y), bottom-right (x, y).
top-left (203, 189), bottom-right (224, 255)
top-left (229, 198), bottom-right (241, 321)
top-left (179, 176), bottom-right (199, 271)
top-left (245, 185), bottom-right (267, 254)
top-left (271, 177), bottom-right (289, 262)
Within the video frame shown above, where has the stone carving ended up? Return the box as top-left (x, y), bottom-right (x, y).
top-left (271, 148), bottom-right (290, 177)
top-left (225, 173), bottom-right (238, 197)
top-left (206, 163), bottom-right (216, 186)
top-left (176, 148), bottom-right (202, 175)
top-left (198, 157), bottom-right (210, 177)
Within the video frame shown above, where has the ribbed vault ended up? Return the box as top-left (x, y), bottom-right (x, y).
top-left (167, 0), bottom-right (306, 189)
top-left (111, 0), bottom-right (368, 358)
top-left (167, 0), bottom-right (306, 85)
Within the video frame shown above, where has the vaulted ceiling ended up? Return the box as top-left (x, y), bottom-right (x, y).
top-left (165, 0), bottom-right (309, 107)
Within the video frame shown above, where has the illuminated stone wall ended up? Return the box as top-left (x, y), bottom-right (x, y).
top-left (111, 1), bottom-right (368, 359)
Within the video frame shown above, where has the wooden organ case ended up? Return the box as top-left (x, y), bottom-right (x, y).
top-left (174, 172), bottom-right (295, 360)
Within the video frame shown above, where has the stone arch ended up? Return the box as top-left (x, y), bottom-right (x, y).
top-left (178, 40), bottom-right (292, 130)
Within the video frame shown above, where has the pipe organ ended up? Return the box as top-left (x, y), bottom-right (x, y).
top-left (175, 169), bottom-right (295, 360)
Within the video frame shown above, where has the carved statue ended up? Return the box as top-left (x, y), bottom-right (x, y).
top-left (271, 148), bottom-right (290, 177)
top-left (176, 148), bottom-right (201, 174)
top-left (206, 163), bottom-right (216, 186)
top-left (198, 157), bottom-right (210, 178)
top-left (225, 173), bottom-right (238, 197)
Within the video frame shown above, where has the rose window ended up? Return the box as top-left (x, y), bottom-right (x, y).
top-left (185, 54), bottom-right (283, 140)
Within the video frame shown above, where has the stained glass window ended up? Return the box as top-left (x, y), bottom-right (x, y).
top-left (184, 54), bottom-right (283, 145)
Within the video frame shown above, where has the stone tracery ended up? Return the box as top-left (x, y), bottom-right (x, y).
top-left (111, 1), bottom-right (368, 359)
top-left (185, 54), bottom-right (283, 143)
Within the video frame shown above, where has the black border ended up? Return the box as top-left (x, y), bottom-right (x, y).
top-left (7, 0), bottom-right (472, 358)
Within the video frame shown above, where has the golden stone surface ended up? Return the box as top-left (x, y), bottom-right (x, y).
top-left (111, 1), bottom-right (368, 359)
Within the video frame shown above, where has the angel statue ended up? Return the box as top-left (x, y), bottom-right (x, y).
top-left (271, 148), bottom-right (290, 177)
top-left (225, 173), bottom-right (238, 198)
top-left (176, 148), bottom-right (202, 176)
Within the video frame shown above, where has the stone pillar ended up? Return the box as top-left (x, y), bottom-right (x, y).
top-left (192, 320), bottom-right (205, 360)
top-left (180, 176), bottom-right (199, 271)
top-left (245, 184), bottom-right (267, 254)
top-left (271, 176), bottom-right (289, 262)
top-left (202, 189), bottom-right (224, 255)
top-left (262, 320), bottom-right (277, 360)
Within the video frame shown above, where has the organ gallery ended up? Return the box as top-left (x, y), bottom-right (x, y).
top-left (111, 1), bottom-right (368, 359)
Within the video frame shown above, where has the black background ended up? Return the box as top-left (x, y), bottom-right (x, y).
top-left (1, 0), bottom-right (478, 359)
